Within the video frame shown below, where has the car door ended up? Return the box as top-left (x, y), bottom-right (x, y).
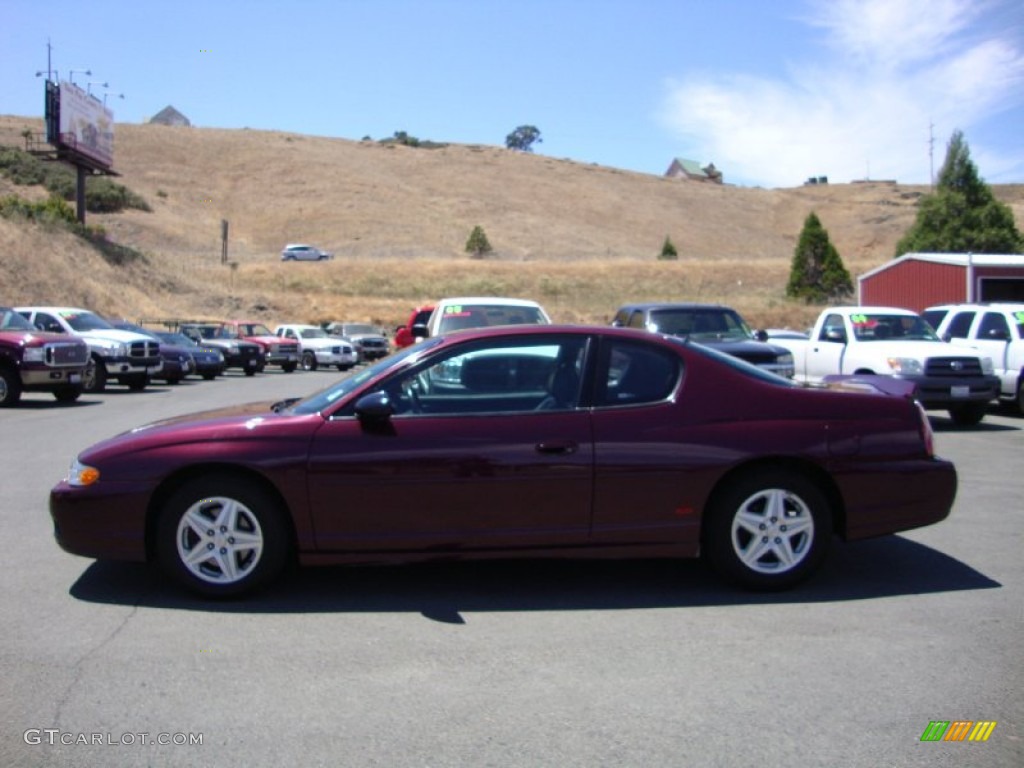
top-left (587, 337), bottom-right (701, 552)
top-left (305, 334), bottom-right (595, 552)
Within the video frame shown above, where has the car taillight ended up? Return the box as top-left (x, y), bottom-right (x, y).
top-left (915, 401), bottom-right (935, 457)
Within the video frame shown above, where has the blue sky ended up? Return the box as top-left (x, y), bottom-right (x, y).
top-left (3, 0), bottom-right (1022, 187)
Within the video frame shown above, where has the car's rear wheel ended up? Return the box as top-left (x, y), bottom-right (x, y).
top-left (948, 402), bottom-right (986, 426)
top-left (82, 355), bottom-right (106, 393)
top-left (704, 469), bottom-right (831, 590)
top-left (157, 476), bottom-right (290, 598)
top-left (0, 366), bottom-right (22, 407)
top-left (282, 362), bottom-right (297, 373)
top-left (301, 352), bottom-right (317, 371)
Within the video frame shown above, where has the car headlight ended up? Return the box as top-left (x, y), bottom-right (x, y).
top-left (23, 347), bottom-right (46, 362)
top-left (67, 458), bottom-right (100, 487)
top-left (981, 357), bottom-right (994, 375)
top-left (887, 357), bottom-right (922, 375)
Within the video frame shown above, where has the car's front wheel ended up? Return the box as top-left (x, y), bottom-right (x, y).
top-left (82, 355), bottom-right (106, 393)
top-left (157, 476), bottom-right (290, 598)
top-left (704, 469), bottom-right (831, 590)
top-left (0, 366), bottom-right (22, 407)
top-left (301, 352), bottom-right (317, 371)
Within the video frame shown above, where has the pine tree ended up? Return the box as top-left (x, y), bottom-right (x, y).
top-left (896, 130), bottom-right (1023, 256)
top-left (658, 235), bottom-right (678, 260)
top-left (465, 225), bottom-right (493, 258)
top-left (786, 212), bottom-right (853, 303)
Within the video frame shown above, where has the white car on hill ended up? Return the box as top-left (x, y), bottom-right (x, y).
top-left (274, 324), bottom-right (358, 371)
top-left (280, 244), bottom-right (333, 261)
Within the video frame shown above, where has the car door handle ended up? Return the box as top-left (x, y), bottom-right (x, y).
top-left (536, 441), bottom-right (578, 455)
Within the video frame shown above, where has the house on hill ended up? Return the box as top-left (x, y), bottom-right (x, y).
top-left (665, 158), bottom-right (723, 184)
top-left (149, 106), bottom-right (191, 127)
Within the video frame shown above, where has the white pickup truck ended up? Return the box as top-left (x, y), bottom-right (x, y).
top-left (923, 303), bottom-right (1024, 414)
top-left (772, 306), bottom-right (1000, 425)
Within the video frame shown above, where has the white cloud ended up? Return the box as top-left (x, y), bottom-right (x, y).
top-left (661, 0), bottom-right (1024, 186)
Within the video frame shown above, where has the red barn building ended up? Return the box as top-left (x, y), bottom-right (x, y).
top-left (858, 253), bottom-right (1024, 312)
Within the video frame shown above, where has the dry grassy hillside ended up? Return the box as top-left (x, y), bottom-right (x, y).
top-left (2, 115), bottom-right (1022, 331)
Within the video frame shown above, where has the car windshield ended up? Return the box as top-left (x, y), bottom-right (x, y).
top-left (157, 332), bottom-right (197, 347)
top-left (649, 309), bottom-right (752, 341)
top-left (300, 328), bottom-right (329, 338)
top-left (241, 324), bottom-right (273, 336)
top-left (343, 324), bottom-right (378, 335)
top-left (436, 304), bottom-right (547, 334)
top-left (851, 313), bottom-right (939, 341)
top-left (61, 311), bottom-right (114, 332)
top-left (1, 308), bottom-right (35, 331)
top-left (289, 339), bottom-right (443, 416)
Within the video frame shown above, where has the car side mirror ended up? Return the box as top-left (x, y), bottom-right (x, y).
top-left (754, 329), bottom-right (769, 342)
top-left (355, 391), bottom-right (394, 422)
top-left (824, 328), bottom-right (846, 343)
top-left (986, 328), bottom-right (1009, 341)
top-left (411, 323), bottom-right (429, 338)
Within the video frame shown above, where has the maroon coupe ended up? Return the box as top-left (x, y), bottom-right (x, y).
top-left (50, 325), bottom-right (957, 597)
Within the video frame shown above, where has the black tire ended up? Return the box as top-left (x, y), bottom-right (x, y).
top-left (0, 366), bottom-right (23, 407)
top-left (123, 374), bottom-right (148, 392)
top-left (704, 469), bottom-right (831, 590)
top-left (82, 355), bottom-right (107, 394)
top-left (338, 364), bottom-right (353, 371)
top-left (157, 475), bottom-right (290, 598)
top-left (1015, 374), bottom-right (1024, 416)
top-left (948, 402), bottom-right (986, 427)
top-left (301, 352), bottom-right (317, 371)
top-left (53, 385), bottom-right (82, 403)
top-left (281, 362), bottom-right (297, 373)
top-left (244, 368), bottom-right (257, 377)
top-left (202, 373), bottom-right (217, 381)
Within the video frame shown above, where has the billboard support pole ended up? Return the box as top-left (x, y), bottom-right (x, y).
top-left (76, 165), bottom-right (87, 224)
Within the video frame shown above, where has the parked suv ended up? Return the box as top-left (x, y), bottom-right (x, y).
top-left (423, 297), bottom-right (552, 338)
top-left (924, 303), bottom-right (1024, 413)
top-left (611, 302), bottom-right (795, 378)
top-left (274, 324), bottom-right (358, 371)
top-left (177, 322), bottom-right (264, 376)
top-left (0, 307), bottom-right (89, 406)
top-left (325, 322), bottom-right (391, 361)
top-left (16, 306), bottom-right (161, 393)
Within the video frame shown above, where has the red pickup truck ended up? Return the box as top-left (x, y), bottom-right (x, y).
top-left (0, 307), bottom-right (89, 406)
top-left (393, 305), bottom-right (435, 349)
top-left (217, 321), bottom-right (300, 372)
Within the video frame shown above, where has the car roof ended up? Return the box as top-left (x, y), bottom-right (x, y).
top-left (283, 244), bottom-right (314, 250)
top-left (435, 296), bottom-right (544, 308)
top-left (615, 302), bottom-right (734, 311)
top-left (15, 306), bottom-right (93, 314)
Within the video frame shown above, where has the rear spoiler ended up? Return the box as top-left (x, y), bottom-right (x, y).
top-left (821, 374), bottom-right (917, 399)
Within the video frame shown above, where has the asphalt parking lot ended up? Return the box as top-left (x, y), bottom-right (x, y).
top-left (2, 371), bottom-right (1022, 767)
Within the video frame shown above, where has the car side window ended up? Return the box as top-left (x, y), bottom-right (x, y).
top-left (819, 314), bottom-right (844, 341)
top-left (978, 312), bottom-right (1009, 340)
top-left (379, 336), bottom-right (588, 416)
top-left (35, 312), bottom-right (64, 334)
top-left (946, 311), bottom-right (975, 339)
top-left (596, 340), bottom-right (680, 407)
top-left (626, 312), bottom-right (646, 329)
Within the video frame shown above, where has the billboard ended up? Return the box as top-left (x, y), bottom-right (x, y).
top-left (48, 80), bottom-right (115, 170)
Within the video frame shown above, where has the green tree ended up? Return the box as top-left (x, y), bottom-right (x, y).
top-left (505, 125), bottom-right (542, 152)
top-left (658, 235), bottom-right (678, 260)
top-left (786, 212), bottom-right (853, 303)
top-left (465, 225), bottom-right (493, 258)
top-left (896, 130), bottom-right (1023, 255)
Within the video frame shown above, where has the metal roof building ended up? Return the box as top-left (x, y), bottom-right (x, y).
top-left (858, 252), bottom-right (1024, 312)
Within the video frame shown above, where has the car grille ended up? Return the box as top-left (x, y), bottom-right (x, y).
top-left (361, 339), bottom-right (387, 349)
top-left (268, 342), bottom-right (299, 355)
top-left (129, 341), bottom-right (160, 359)
top-left (44, 342), bottom-right (89, 367)
top-left (925, 357), bottom-right (982, 377)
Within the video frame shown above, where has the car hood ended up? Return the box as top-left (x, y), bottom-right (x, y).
top-left (860, 340), bottom-right (985, 358)
top-left (77, 329), bottom-right (155, 344)
top-left (0, 330), bottom-right (84, 347)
